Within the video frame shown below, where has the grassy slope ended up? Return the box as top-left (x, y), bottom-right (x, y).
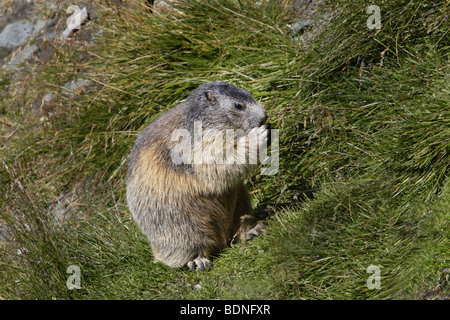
top-left (1, 0), bottom-right (449, 299)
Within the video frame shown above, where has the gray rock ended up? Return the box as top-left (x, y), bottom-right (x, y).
top-left (62, 78), bottom-right (92, 93)
top-left (33, 19), bottom-right (46, 35)
top-left (290, 19), bottom-right (312, 37)
top-left (0, 21), bottom-right (34, 48)
top-left (43, 92), bottom-right (55, 104)
top-left (5, 43), bottom-right (37, 70)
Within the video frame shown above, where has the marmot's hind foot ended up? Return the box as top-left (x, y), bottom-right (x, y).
top-left (187, 256), bottom-right (211, 271)
top-left (245, 222), bottom-right (266, 241)
top-left (230, 215), bottom-right (267, 245)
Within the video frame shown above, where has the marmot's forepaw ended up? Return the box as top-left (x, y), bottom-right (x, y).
top-left (187, 256), bottom-right (211, 271)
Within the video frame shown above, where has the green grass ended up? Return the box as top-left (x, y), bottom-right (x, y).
top-left (1, 0), bottom-right (449, 299)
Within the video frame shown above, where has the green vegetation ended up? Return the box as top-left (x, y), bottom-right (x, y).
top-left (1, 0), bottom-right (448, 299)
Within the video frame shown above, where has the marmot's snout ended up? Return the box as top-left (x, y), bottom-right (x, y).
top-left (247, 104), bottom-right (268, 130)
top-left (259, 113), bottom-right (268, 127)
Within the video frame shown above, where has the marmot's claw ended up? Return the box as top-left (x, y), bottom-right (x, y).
top-left (187, 256), bottom-right (211, 271)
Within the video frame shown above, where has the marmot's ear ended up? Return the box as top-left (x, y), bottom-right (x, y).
top-left (205, 90), bottom-right (217, 105)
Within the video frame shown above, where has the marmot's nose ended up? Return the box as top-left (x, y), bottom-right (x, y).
top-left (259, 113), bottom-right (268, 126)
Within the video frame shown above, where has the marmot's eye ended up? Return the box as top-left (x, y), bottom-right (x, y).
top-left (233, 103), bottom-right (245, 110)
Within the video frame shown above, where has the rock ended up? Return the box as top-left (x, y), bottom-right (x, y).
top-left (31, 91), bottom-right (56, 116)
top-left (0, 17), bottom-right (50, 70)
top-left (0, 21), bottom-right (34, 48)
top-left (291, 19), bottom-right (312, 34)
top-left (4, 43), bottom-right (38, 70)
top-left (193, 283), bottom-right (202, 290)
top-left (33, 18), bottom-right (46, 35)
top-left (43, 92), bottom-right (55, 104)
top-left (45, 18), bottom-right (57, 29)
top-left (62, 78), bottom-right (92, 93)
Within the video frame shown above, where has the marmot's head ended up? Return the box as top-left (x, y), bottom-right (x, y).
top-left (186, 81), bottom-right (268, 131)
